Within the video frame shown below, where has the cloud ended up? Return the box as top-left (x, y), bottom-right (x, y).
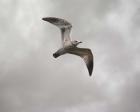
top-left (0, 0), bottom-right (140, 112)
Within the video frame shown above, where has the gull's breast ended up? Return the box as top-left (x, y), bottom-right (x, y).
top-left (63, 41), bottom-right (73, 49)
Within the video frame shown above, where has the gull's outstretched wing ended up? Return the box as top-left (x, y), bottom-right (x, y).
top-left (42, 17), bottom-right (72, 45)
top-left (67, 47), bottom-right (93, 76)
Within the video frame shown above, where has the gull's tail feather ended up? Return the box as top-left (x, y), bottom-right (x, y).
top-left (53, 48), bottom-right (66, 58)
top-left (53, 52), bottom-right (60, 58)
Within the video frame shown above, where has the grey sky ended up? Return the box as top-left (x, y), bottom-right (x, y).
top-left (0, 0), bottom-right (140, 112)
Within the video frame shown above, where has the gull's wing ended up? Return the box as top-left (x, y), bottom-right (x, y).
top-left (42, 17), bottom-right (72, 45)
top-left (67, 47), bottom-right (93, 76)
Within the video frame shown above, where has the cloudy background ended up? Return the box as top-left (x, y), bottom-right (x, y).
top-left (0, 0), bottom-right (140, 112)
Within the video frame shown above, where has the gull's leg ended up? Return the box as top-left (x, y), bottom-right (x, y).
top-left (53, 48), bottom-right (66, 58)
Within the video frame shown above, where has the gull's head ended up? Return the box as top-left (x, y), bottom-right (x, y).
top-left (72, 40), bottom-right (82, 47)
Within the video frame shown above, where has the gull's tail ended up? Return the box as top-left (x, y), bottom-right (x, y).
top-left (53, 52), bottom-right (60, 58)
top-left (53, 48), bottom-right (66, 58)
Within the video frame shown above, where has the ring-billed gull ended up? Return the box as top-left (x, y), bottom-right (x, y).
top-left (42, 17), bottom-right (93, 76)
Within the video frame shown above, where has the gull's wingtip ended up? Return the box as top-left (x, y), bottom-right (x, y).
top-left (89, 61), bottom-right (93, 76)
top-left (42, 17), bottom-right (60, 24)
top-left (42, 17), bottom-right (49, 21)
top-left (89, 69), bottom-right (93, 76)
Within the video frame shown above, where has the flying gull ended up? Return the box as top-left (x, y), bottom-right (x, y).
top-left (42, 17), bottom-right (93, 76)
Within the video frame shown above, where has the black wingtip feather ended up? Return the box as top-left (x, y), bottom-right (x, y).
top-left (87, 60), bottom-right (93, 76)
top-left (42, 17), bottom-right (59, 23)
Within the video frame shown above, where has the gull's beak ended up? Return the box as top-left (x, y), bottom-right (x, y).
top-left (79, 41), bottom-right (82, 43)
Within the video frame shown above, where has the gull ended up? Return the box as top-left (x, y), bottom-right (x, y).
top-left (42, 17), bottom-right (93, 76)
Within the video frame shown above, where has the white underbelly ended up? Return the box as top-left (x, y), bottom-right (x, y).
top-left (63, 41), bottom-right (72, 48)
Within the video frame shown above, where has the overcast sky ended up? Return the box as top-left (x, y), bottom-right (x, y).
top-left (0, 0), bottom-right (140, 112)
